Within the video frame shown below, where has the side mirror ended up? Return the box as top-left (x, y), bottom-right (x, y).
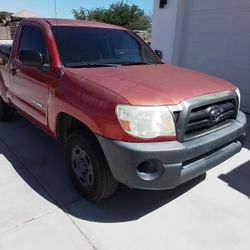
top-left (155, 50), bottom-right (163, 59)
top-left (0, 52), bottom-right (9, 65)
top-left (19, 50), bottom-right (44, 68)
top-left (0, 44), bottom-right (11, 65)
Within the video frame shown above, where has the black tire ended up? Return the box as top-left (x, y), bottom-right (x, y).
top-left (0, 98), bottom-right (15, 121)
top-left (65, 130), bottom-right (118, 201)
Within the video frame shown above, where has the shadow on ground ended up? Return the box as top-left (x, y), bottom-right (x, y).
top-left (245, 114), bottom-right (250, 149)
top-left (218, 113), bottom-right (250, 198)
top-left (64, 174), bottom-right (205, 223)
top-left (219, 161), bottom-right (250, 199)
top-left (0, 114), bottom-right (207, 222)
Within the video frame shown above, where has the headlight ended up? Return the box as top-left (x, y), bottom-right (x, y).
top-left (116, 105), bottom-right (176, 139)
top-left (235, 88), bottom-right (241, 110)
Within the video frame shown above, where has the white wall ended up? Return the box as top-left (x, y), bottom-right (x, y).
top-left (178, 0), bottom-right (250, 113)
top-left (151, 0), bottom-right (185, 64)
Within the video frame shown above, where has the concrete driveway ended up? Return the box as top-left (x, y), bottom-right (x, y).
top-left (0, 114), bottom-right (249, 250)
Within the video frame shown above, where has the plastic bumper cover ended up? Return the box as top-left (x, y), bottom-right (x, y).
top-left (97, 111), bottom-right (247, 190)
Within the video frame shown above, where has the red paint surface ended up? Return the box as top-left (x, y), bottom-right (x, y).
top-left (68, 64), bottom-right (235, 106)
top-left (0, 18), bottom-right (236, 143)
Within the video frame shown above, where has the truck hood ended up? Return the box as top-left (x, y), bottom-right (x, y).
top-left (67, 64), bottom-right (235, 105)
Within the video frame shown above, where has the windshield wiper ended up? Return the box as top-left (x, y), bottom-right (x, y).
top-left (122, 61), bottom-right (152, 66)
top-left (69, 63), bottom-right (119, 68)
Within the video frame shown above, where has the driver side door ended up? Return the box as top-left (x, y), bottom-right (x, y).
top-left (10, 24), bottom-right (51, 126)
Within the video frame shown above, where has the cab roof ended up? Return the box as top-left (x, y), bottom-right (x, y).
top-left (23, 18), bottom-right (127, 30)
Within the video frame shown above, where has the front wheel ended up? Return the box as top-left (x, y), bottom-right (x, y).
top-left (65, 131), bottom-right (118, 201)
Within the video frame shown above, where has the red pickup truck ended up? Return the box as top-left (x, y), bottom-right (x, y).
top-left (0, 18), bottom-right (246, 201)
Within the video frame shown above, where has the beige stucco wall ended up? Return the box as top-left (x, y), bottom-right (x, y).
top-left (0, 26), bottom-right (11, 40)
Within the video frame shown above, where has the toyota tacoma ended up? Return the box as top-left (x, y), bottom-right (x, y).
top-left (0, 18), bottom-right (246, 201)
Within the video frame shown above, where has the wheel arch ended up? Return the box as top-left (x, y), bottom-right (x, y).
top-left (56, 112), bottom-right (99, 145)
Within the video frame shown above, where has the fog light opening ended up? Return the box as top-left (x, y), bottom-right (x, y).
top-left (137, 160), bottom-right (164, 181)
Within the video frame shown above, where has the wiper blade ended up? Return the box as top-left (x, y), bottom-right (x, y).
top-left (122, 61), bottom-right (152, 66)
top-left (70, 63), bottom-right (119, 68)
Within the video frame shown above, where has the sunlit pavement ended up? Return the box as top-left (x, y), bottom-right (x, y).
top-left (0, 114), bottom-right (249, 250)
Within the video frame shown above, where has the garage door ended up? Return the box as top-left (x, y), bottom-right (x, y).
top-left (179, 0), bottom-right (250, 113)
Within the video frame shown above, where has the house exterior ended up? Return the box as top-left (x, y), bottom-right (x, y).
top-left (152, 0), bottom-right (250, 113)
top-left (0, 10), bottom-right (42, 40)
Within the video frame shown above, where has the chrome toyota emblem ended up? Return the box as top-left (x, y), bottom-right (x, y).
top-left (210, 106), bottom-right (222, 123)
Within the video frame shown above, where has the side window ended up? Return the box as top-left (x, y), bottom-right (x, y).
top-left (18, 25), bottom-right (50, 66)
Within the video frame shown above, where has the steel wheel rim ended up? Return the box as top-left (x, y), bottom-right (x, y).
top-left (71, 146), bottom-right (94, 188)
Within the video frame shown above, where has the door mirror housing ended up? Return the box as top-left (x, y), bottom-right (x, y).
top-left (0, 44), bottom-right (11, 65)
top-left (155, 50), bottom-right (163, 59)
top-left (19, 50), bottom-right (44, 68)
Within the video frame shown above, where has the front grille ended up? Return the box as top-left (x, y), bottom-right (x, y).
top-left (172, 92), bottom-right (239, 142)
top-left (184, 99), bottom-right (237, 140)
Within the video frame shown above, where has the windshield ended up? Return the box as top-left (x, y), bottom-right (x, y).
top-left (52, 26), bottom-right (161, 68)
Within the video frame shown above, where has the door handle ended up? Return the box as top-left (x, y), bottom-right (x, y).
top-left (10, 68), bottom-right (17, 75)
